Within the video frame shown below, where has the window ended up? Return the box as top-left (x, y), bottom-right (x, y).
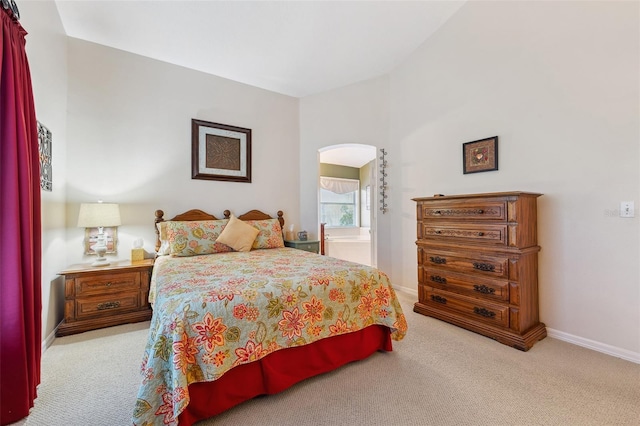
top-left (320, 177), bottom-right (359, 227)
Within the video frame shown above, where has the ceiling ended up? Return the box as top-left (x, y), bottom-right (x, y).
top-left (319, 145), bottom-right (377, 168)
top-left (52, 1), bottom-right (465, 168)
top-left (54, 0), bottom-right (466, 98)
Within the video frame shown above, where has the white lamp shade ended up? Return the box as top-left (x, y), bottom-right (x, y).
top-left (77, 203), bottom-right (121, 228)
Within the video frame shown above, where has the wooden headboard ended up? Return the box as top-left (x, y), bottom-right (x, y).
top-left (154, 209), bottom-right (285, 252)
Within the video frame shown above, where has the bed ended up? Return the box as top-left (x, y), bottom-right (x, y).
top-left (132, 209), bottom-right (407, 426)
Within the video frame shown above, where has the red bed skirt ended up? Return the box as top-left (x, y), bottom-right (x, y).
top-left (178, 325), bottom-right (393, 425)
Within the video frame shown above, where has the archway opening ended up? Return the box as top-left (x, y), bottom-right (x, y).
top-left (318, 144), bottom-right (377, 266)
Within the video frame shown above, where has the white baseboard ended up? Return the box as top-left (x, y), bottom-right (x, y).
top-left (395, 286), bottom-right (639, 364)
top-left (41, 321), bottom-right (62, 353)
top-left (546, 328), bottom-right (640, 364)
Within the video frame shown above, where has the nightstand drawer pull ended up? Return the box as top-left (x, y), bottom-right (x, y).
top-left (473, 307), bottom-right (496, 318)
top-left (430, 295), bottom-right (447, 304)
top-left (97, 301), bottom-right (121, 310)
top-left (106, 282), bottom-right (113, 287)
top-left (430, 275), bottom-right (447, 284)
top-left (429, 256), bottom-right (447, 265)
top-left (473, 262), bottom-right (495, 272)
top-left (473, 284), bottom-right (496, 295)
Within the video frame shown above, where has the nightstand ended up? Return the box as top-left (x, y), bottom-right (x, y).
top-left (284, 240), bottom-right (320, 254)
top-left (57, 259), bottom-right (154, 336)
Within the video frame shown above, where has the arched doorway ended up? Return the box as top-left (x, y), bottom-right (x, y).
top-left (318, 144), bottom-right (377, 266)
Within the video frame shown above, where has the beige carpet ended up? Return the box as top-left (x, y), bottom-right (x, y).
top-left (19, 290), bottom-right (640, 425)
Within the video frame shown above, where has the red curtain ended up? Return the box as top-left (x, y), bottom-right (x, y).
top-left (0, 7), bottom-right (42, 425)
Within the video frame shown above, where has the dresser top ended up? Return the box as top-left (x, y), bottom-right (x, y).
top-left (412, 191), bottom-right (542, 202)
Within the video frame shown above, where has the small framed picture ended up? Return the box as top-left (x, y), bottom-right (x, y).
top-left (191, 119), bottom-right (252, 183)
top-left (463, 136), bottom-right (498, 174)
top-left (84, 227), bottom-right (118, 255)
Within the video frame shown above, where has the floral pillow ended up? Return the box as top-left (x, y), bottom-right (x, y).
top-left (166, 219), bottom-right (232, 257)
top-left (244, 218), bottom-right (285, 249)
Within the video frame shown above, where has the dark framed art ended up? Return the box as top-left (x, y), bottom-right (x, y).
top-left (463, 136), bottom-right (498, 174)
top-left (191, 119), bottom-right (252, 183)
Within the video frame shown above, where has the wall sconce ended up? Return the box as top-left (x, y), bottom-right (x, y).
top-left (379, 148), bottom-right (388, 214)
top-left (77, 202), bottom-right (121, 266)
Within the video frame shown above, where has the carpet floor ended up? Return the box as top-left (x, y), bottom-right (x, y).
top-left (17, 290), bottom-right (640, 425)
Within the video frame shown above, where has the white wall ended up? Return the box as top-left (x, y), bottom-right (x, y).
top-left (64, 39), bottom-right (300, 264)
top-left (388, 1), bottom-right (639, 357)
top-left (20, 1), bottom-right (69, 345)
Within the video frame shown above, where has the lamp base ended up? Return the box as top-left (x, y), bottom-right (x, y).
top-left (91, 257), bottom-right (111, 267)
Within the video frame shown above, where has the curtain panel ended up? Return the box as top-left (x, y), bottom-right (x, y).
top-left (0, 8), bottom-right (42, 425)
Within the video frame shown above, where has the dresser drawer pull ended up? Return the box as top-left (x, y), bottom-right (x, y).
top-left (429, 256), bottom-right (447, 265)
top-left (473, 262), bottom-right (495, 272)
top-left (434, 230), bottom-right (442, 234)
top-left (430, 275), bottom-right (447, 284)
top-left (473, 307), bottom-right (496, 318)
top-left (97, 301), bottom-right (121, 310)
top-left (475, 209), bottom-right (485, 214)
top-left (430, 295), bottom-right (447, 304)
top-left (473, 284), bottom-right (496, 295)
top-left (106, 282), bottom-right (113, 287)
top-left (477, 232), bottom-right (485, 237)
top-left (429, 275), bottom-right (447, 284)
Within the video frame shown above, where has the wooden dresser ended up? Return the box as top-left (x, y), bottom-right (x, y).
top-left (413, 191), bottom-right (545, 351)
top-left (57, 259), bottom-right (154, 336)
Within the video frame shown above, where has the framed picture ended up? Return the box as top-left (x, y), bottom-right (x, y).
top-left (84, 227), bottom-right (118, 255)
top-left (463, 136), bottom-right (498, 174)
top-left (37, 121), bottom-right (52, 191)
top-left (191, 119), bottom-right (252, 183)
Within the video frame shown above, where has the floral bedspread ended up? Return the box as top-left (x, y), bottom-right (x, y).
top-left (133, 248), bottom-right (407, 425)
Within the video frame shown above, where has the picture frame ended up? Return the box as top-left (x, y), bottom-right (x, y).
top-left (84, 227), bottom-right (118, 255)
top-left (463, 136), bottom-right (498, 174)
top-left (191, 119), bottom-right (252, 183)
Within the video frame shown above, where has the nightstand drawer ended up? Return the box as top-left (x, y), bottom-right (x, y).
top-left (76, 272), bottom-right (140, 296)
top-left (76, 292), bottom-right (141, 319)
top-left (285, 240), bottom-right (320, 253)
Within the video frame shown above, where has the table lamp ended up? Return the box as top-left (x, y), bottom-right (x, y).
top-left (77, 202), bottom-right (121, 266)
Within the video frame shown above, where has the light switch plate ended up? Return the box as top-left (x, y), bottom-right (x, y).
top-left (620, 201), bottom-right (634, 218)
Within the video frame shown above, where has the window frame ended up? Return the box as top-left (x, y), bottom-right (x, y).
top-left (319, 176), bottom-right (360, 228)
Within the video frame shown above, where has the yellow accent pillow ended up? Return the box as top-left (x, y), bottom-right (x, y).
top-left (216, 215), bottom-right (260, 252)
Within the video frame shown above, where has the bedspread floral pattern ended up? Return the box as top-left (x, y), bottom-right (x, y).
top-left (133, 248), bottom-right (407, 425)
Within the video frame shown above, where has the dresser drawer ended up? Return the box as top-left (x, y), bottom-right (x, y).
top-left (76, 272), bottom-right (141, 296)
top-left (421, 249), bottom-right (508, 278)
top-left (419, 223), bottom-right (507, 246)
top-left (421, 287), bottom-right (509, 328)
top-left (75, 292), bottom-right (141, 319)
top-left (419, 200), bottom-right (507, 221)
top-left (422, 269), bottom-right (509, 301)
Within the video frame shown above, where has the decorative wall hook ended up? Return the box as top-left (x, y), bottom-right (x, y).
top-left (379, 149), bottom-right (388, 213)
